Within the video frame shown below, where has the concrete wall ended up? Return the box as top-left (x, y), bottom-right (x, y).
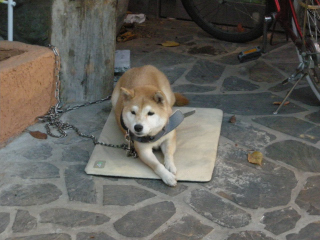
top-left (128, 0), bottom-right (190, 19)
top-left (0, 0), bottom-right (53, 46)
top-left (0, 0), bottom-right (129, 103)
top-left (128, 0), bottom-right (159, 18)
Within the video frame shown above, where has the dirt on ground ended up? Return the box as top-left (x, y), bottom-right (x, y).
top-left (117, 18), bottom-right (166, 42)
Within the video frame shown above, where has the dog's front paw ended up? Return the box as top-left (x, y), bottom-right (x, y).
top-left (164, 161), bottom-right (177, 175)
top-left (155, 165), bottom-right (177, 187)
top-left (162, 171), bottom-right (177, 187)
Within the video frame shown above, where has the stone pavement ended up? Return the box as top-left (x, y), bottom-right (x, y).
top-left (1, 19), bottom-right (320, 240)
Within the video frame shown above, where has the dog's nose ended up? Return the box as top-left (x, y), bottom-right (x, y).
top-left (134, 124), bottom-right (143, 132)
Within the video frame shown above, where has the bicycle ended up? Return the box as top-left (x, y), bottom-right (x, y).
top-left (182, 0), bottom-right (320, 113)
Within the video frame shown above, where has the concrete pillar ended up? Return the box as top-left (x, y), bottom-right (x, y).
top-left (50, 0), bottom-right (117, 103)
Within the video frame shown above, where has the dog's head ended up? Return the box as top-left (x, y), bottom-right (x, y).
top-left (120, 86), bottom-right (172, 137)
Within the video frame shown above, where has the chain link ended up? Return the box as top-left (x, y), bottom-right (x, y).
top-left (38, 45), bottom-right (134, 155)
top-left (48, 44), bottom-right (62, 113)
top-left (62, 96), bottom-right (112, 113)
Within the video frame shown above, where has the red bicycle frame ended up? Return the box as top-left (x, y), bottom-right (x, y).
top-left (273, 0), bottom-right (302, 44)
top-left (273, 0), bottom-right (320, 46)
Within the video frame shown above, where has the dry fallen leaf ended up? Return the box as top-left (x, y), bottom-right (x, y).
top-left (237, 23), bottom-right (245, 33)
top-left (299, 134), bottom-right (315, 140)
top-left (229, 115), bottom-right (236, 123)
top-left (248, 151), bottom-right (263, 166)
top-left (273, 101), bottom-right (290, 106)
top-left (161, 41), bottom-right (180, 47)
top-left (117, 31), bottom-right (137, 42)
top-left (29, 131), bottom-right (47, 140)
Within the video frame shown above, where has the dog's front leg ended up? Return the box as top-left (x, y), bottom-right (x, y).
top-left (136, 145), bottom-right (177, 187)
top-left (160, 132), bottom-right (177, 175)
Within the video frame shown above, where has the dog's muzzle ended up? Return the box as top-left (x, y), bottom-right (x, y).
top-left (120, 109), bottom-right (196, 143)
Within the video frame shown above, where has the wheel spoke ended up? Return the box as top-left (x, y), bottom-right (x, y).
top-left (294, 0), bottom-right (320, 100)
top-left (182, 0), bottom-right (267, 42)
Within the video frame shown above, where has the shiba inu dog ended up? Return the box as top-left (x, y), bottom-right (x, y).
top-left (111, 65), bottom-right (189, 186)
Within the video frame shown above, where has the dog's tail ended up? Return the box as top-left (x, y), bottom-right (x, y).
top-left (174, 93), bottom-right (189, 106)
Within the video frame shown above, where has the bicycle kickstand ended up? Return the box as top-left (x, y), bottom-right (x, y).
top-left (273, 67), bottom-right (307, 115)
top-left (262, 15), bottom-right (273, 53)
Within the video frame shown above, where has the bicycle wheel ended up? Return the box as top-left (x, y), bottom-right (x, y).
top-left (293, 0), bottom-right (320, 101)
top-left (181, 0), bottom-right (269, 43)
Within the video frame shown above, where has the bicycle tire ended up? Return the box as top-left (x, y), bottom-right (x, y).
top-left (293, 0), bottom-right (320, 101)
top-left (181, 0), bottom-right (269, 43)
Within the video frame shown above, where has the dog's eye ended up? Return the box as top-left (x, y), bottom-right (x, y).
top-left (131, 111), bottom-right (136, 115)
top-left (148, 111), bottom-right (154, 116)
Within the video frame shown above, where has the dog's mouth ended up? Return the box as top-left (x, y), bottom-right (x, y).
top-left (133, 130), bottom-right (154, 138)
top-left (134, 132), bottom-right (144, 136)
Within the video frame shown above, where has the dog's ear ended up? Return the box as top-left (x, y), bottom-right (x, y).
top-left (121, 87), bottom-right (134, 101)
top-left (154, 91), bottom-right (165, 104)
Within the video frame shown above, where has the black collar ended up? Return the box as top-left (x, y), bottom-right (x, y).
top-left (120, 109), bottom-right (195, 143)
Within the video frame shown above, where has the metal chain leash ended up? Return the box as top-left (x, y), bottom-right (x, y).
top-left (38, 45), bottom-right (136, 156)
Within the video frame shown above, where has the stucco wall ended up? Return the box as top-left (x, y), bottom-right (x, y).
top-left (0, 41), bottom-right (56, 146)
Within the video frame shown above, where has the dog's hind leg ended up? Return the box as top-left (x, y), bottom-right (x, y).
top-left (136, 147), bottom-right (177, 187)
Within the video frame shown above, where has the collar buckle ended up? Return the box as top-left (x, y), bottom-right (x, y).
top-left (125, 129), bottom-right (137, 157)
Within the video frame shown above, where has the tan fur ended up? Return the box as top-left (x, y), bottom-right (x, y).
top-left (174, 93), bottom-right (189, 106)
top-left (111, 65), bottom-right (188, 186)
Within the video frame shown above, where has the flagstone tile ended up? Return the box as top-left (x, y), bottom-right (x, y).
top-left (152, 215), bottom-right (213, 240)
top-left (76, 232), bottom-right (116, 240)
top-left (12, 210), bottom-right (37, 233)
top-left (114, 201), bottom-right (176, 238)
top-left (0, 184), bottom-right (62, 206)
top-left (249, 61), bottom-right (284, 83)
top-left (253, 116), bottom-right (320, 143)
top-left (262, 207), bottom-right (301, 235)
top-left (135, 179), bottom-right (188, 196)
top-left (62, 145), bottom-right (90, 162)
top-left (103, 185), bottom-right (155, 206)
top-left (265, 140), bottom-right (320, 172)
top-left (204, 143), bottom-right (297, 209)
top-left (185, 59), bottom-right (225, 84)
top-left (291, 86), bottom-right (320, 106)
top-left (221, 119), bottom-right (276, 149)
top-left (3, 162), bottom-right (59, 179)
top-left (65, 165), bottom-right (97, 204)
top-left (5, 234), bottom-right (71, 240)
top-left (305, 110), bottom-right (320, 124)
top-left (295, 175), bottom-right (320, 215)
top-left (139, 50), bottom-right (197, 67)
top-left (286, 221), bottom-right (320, 240)
top-left (226, 231), bottom-right (276, 240)
top-left (221, 76), bottom-right (260, 92)
top-left (186, 189), bottom-right (251, 228)
top-left (40, 208), bottom-right (110, 227)
top-left (185, 92), bottom-right (306, 115)
top-left (172, 84), bottom-right (216, 93)
top-left (0, 212), bottom-right (10, 234)
top-left (22, 143), bottom-right (52, 160)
